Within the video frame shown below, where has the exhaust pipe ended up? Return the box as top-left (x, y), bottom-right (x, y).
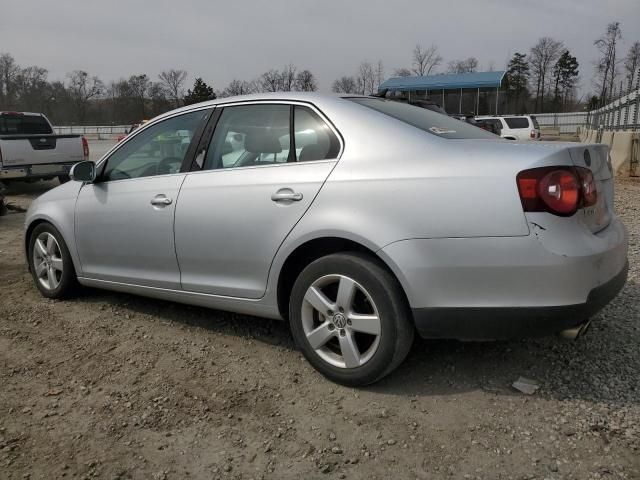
top-left (559, 321), bottom-right (591, 341)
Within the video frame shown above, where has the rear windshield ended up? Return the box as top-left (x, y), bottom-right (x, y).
top-left (0, 115), bottom-right (52, 135)
top-left (346, 98), bottom-right (497, 140)
top-left (530, 116), bottom-right (540, 129)
top-left (504, 117), bottom-right (529, 129)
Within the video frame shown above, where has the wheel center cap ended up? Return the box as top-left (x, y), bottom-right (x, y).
top-left (332, 312), bottom-right (347, 329)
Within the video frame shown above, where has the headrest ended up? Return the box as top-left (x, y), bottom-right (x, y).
top-left (244, 129), bottom-right (282, 154)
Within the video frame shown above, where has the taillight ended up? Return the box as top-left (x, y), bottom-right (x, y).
top-left (576, 167), bottom-right (597, 207)
top-left (517, 166), bottom-right (597, 217)
top-left (82, 136), bottom-right (89, 159)
top-left (530, 130), bottom-right (536, 139)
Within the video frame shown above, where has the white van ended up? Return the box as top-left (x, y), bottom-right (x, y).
top-left (475, 115), bottom-right (541, 141)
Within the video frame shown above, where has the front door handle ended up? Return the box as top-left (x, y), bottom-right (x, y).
top-left (271, 189), bottom-right (303, 202)
top-left (150, 194), bottom-right (173, 206)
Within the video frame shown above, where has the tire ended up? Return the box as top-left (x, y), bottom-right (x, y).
top-left (289, 252), bottom-right (414, 386)
top-left (28, 223), bottom-right (78, 299)
top-left (58, 175), bottom-right (70, 184)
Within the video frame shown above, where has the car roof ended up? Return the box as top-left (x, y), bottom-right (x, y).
top-left (157, 92), bottom-right (368, 120)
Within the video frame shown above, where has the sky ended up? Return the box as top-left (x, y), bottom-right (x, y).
top-left (1, 0), bottom-right (639, 97)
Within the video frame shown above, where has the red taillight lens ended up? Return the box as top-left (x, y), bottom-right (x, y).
top-left (82, 136), bottom-right (89, 158)
top-left (538, 170), bottom-right (579, 215)
top-left (576, 167), bottom-right (597, 207)
top-left (517, 166), bottom-right (595, 216)
top-left (530, 130), bottom-right (536, 139)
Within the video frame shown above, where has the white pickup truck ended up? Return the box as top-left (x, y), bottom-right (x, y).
top-left (0, 111), bottom-right (89, 183)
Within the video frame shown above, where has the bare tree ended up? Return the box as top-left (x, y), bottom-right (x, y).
top-left (593, 22), bottom-right (622, 104)
top-left (260, 70), bottom-right (282, 92)
top-left (447, 57), bottom-right (479, 74)
top-left (412, 44), bottom-right (442, 76)
top-left (15, 66), bottom-right (49, 111)
top-left (280, 64), bottom-right (297, 91)
top-left (220, 79), bottom-right (256, 97)
top-left (393, 68), bottom-right (412, 77)
top-left (294, 70), bottom-right (317, 91)
top-left (158, 69), bottom-right (187, 107)
top-left (357, 61), bottom-right (376, 95)
top-left (624, 41), bottom-right (640, 90)
top-left (128, 74), bottom-right (151, 118)
top-left (375, 60), bottom-right (385, 92)
top-left (332, 76), bottom-right (357, 94)
top-left (529, 37), bottom-right (564, 112)
top-left (67, 70), bottom-right (103, 122)
top-left (0, 53), bottom-right (20, 107)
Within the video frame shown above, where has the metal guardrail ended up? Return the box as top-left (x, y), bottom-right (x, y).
top-left (586, 88), bottom-right (639, 132)
top-left (52, 125), bottom-right (131, 137)
top-left (532, 112), bottom-right (589, 134)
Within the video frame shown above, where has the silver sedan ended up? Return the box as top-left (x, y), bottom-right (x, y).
top-left (24, 93), bottom-right (628, 386)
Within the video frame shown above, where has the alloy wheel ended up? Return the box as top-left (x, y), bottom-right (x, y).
top-left (33, 232), bottom-right (64, 291)
top-left (301, 274), bottom-right (382, 368)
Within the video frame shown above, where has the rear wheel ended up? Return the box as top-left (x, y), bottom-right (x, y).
top-left (289, 252), bottom-right (414, 386)
top-left (28, 223), bottom-right (77, 298)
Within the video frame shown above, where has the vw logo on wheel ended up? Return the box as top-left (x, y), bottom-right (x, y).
top-left (332, 312), bottom-right (347, 329)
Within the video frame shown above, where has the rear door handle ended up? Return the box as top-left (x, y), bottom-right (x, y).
top-left (151, 194), bottom-right (172, 206)
top-left (271, 189), bottom-right (303, 202)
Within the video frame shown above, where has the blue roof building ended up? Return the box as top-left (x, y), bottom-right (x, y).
top-left (378, 71), bottom-right (506, 115)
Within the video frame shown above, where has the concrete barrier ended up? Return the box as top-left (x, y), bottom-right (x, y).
top-left (575, 129), bottom-right (639, 176)
top-left (609, 132), bottom-right (638, 174)
top-left (600, 131), bottom-right (615, 147)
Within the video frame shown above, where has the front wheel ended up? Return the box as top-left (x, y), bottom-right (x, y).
top-left (28, 223), bottom-right (77, 298)
top-left (289, 252), bottom-right (414, 386)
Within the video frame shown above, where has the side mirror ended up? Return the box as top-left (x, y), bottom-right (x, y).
top-left (69, 161), bottom-right (96, 183)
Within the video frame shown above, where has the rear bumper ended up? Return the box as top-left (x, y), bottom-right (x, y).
top-left (378, 216), bottom-right (628, 340)
top-left (0, 163), bottom-right (75, 180)
top-left (411, 260), bottom-right (628, 340)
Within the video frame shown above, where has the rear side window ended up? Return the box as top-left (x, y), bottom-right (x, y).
top-left (347, 98), bottom-right (496, 139)
top-left (504, 117), bottom-right (529, 129)
top-left (204, 104), bottom-right (291, 170)
top-left (294, 106), bottom-right (340, 161)
top-left (0, 115), bottom-right (52, 134)
top-left (203, 104), bottom-right (341, 170)
top-left (530, 116), bottom-right (540, 129)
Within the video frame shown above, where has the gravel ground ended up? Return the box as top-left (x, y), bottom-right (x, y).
top-left (0, 178), bottom-right (639, 480)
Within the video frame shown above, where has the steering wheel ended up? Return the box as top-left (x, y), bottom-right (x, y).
top-left (157, 156), bottom-right (184, 175)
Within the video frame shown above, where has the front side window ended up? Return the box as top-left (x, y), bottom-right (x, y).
top-left (102, 110), bottom-right (208, 181)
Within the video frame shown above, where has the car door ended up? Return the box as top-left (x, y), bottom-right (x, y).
top-left (174, 102), bottom-right (341, 298)
top-left (75, 108), bottom-right (211, 289)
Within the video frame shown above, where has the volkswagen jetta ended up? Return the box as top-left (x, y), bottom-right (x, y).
top-left (25, 93), bottom-right (628, 386)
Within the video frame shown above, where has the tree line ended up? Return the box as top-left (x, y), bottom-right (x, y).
top-left (503, 22), bottom-right (639, 113)
top-left (0, 58), bottom-right (320, 125)
top-left (0, 20), bottom-right (638, 124)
